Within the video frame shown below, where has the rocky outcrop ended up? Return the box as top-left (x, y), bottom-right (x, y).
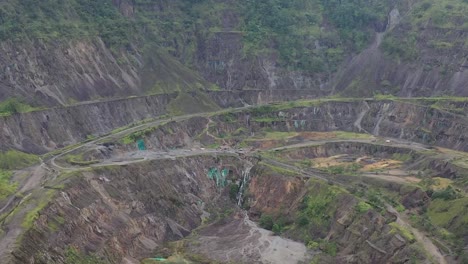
top-left (0, 93), bottom-right (176, 153)
top-left (246, 168), bottom-right (428, 263)
top-left (1, 0), bottom-right (466, 109)
top-left (0, 39), bottom-right (142, 106)
top-left (210, 99), bottom-right (468, 152)
top-left (0, 89), bottom-right (322, 153)
top-left (12, 155), bottom-right (244, 264)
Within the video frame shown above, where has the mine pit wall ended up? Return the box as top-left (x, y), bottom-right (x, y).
top-left (246, 166), bottom-right (428, 263)
top-left (12, 155), bottom-right (246, 264)
top-left (276, 142), bottom-right (417, 160)
top-left (12, 153), bottom-right (429, 264)
top-left (213, 100), bottom-right (468, 152)
top-left (125, 117), bottom-right (209, 152)
top-left (206, 89), bottom-right (324, 108)
top-left (0, 93), bottom-right (177, 154)
top-left (0, 89), bottom-right (320, 154)
top-left (2, 88), bottom-right (468, 154)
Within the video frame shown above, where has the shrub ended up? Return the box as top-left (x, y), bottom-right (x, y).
top-left (297, 215), bottom-right (310, 226)
top-left (355, 201), bottom-right (372, 213)
top-left (431, 186), bottom-right (460, 201)
top-left (272, 224), bottom-right (282, 235)
top-left (259, 214), bottom-right (274, 230)
top-left (320, 241), bottom-right (338, 256)
top-left (229, 183), bottom-right (239, 201)
top-left (0, 170), bottom-right (17, 201)
top-left (0, 150), bottom-right (39, 170)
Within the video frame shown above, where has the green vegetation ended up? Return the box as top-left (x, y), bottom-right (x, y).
top-left (47, 215), bottom-right (65, 232)
top-left (295, 183), bottom-right (346, 237)
top-left (389, 222), bottom-right (415, 242)
top-left (229, 183), bottom-right (239, 201)
top-left (323, 163), bottom-right (362, 176)
top-left (121, 126), bottom-right (158, 144)
top-left (430, 185), bottom-right (462, 201)
top-left (0, 170), bottom-right (17, 201)
top-left (0, 98), bottom-right (41, 116)
top-left (22, 190), bottom-right (55, 229)
top-left (320, 241), bottom-right (338, 256)
top-left (261, 132), bottom-right (298, 140)
top-left (381, 34), bottom-right (418, 61)
top-left (365, 189), bottom-right (386, 211)
top-left (307, 239), bottom-right (337, 256)
top-left (64, 247), bottom-right (106, 264)
top-left (241, 0), bottom-right (391, 72)
top-left (260, 162), bottom-right (300, 177)
top-left (258, 213), bottom-right (286, 235)
top-left (381, 0), bottom-right (467, 62)
top-left (259, 214), bottom-right (274, 230)
top-left (0, 0), bottom-right (134, 49)
top-left (355, 201), bottom-right (372, 213)
top-left (428, 197), bottom-right (468, 238)
top-left (334, 131), bottom-right (373, 140)
top-left (65, 154), bottom-right (99, 166)
top-left (0, 150), bottom-right (39, 170)
top-left (409, 213), bottom-right (456, 253)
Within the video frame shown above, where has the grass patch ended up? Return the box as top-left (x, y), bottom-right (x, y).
top-left (323, 163), bottom-right (363, 176)
top-left (0, 170), bottom-right (17, 201)
top-left (110, 118), bottom-right (154, 134)
top-left (392, 153), bottom-right (413, 162)
top-left (64, 247), bottom-right (106, 264)
top-left (121, 126), bottom-right (159, 144)
top-left (48, 215), bottom-right (65, 232)
top-left (207, 143), bottom-right (221, 149)
top-left (389, 222), bottom-right (416, 242)
top-left (430, 177), bottom-right (453, 190)
top-left (0, 150), bottom-right (39, 170)
top-left (252, 117), bottom-right (284, 122)
top-left (334, 131), bottom-right (373, 140)
top-left (22, 190), bottom-right (55, 229)
top-left (295, 181), bottom-right (348, 237)
top-left (259, 162), bottom-right (301, 177)
top-left (427, 197), bottom-right (468, 238)
top-left (65, 154), bottom-right (99, 166)
top-left (355, 201), bottom-right (373, 213)
top-left (0, 98), bottom-right (42, 116)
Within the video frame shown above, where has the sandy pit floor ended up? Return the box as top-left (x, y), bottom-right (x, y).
top-left (187, 212), bottom-right (314, 264)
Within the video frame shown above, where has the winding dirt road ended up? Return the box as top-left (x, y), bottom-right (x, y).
top-left (0, 103), bottom-right (449, 263)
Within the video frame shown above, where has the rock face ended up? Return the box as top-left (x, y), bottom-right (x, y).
top-left (11, 154), bottom-right (430, 264)
top-left (1, 0), bottom-right (466, 109)
top-left (0, 89), bottom-right (325, 153)
top-left (0, 39), bottom-right (142, 106)
top-left (0, 93), bottom-right (176, 153)
top-left (195, 30), bottom-right (326, 92)
top-left (2, 97), bottom-right (468, 154)
top-left (246, 168), bottom-right (427, 264)
top-left (13, 155), bottom-right (244, 264)
top-left (213, 100), bottom-right (468, 151)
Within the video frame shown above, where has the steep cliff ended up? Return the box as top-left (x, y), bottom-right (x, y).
top-left (334, 0), bottom-right (468, 97)
top-left (0, 0), bottom-right (465, 109)
top-left (12, 155), bottom-right (245, 264)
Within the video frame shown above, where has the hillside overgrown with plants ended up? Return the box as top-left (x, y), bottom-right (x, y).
top-left (0, 0), bottom-right (396, 71)
top-left (0, 0), bottom-right (465, 107)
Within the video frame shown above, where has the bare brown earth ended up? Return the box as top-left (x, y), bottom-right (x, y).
top-left (2, 105), bottom-right (466, 263)
top-left (188, 212), bottom-right (314, 264)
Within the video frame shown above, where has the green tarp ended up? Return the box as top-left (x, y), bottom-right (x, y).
top-left (137, 139), bottom-right (146, 150)
top-left (208, 167), bottom-right (229, 188)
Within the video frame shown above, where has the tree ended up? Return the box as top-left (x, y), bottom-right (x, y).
top-left (259, 214), bottom-right (274, 230)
